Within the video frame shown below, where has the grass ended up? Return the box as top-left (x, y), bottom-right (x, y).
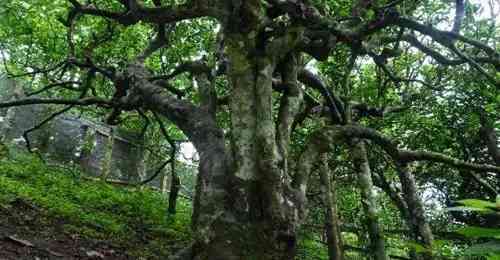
top-left (0, 151), bottom-right (335, 259)
top-left (0, 153), bottom-right (192, 258)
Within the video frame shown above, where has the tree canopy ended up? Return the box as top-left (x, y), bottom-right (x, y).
top-left (0, 0), bottom-right (499, 259)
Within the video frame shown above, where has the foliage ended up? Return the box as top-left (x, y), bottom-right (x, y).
top-left (296, 234), bottom-right (329, 260)
top-left (449, 198), bottom-right (500, 259)
top-left (0, 0), bottom-right (499, 258)
top-left (0, 141), bottom-right (8, 160)
top-left (0, 152), bottom-right (192, 258)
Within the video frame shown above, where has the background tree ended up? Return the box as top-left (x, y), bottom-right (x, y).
top-left (0, 0), bottom-right (499, 259)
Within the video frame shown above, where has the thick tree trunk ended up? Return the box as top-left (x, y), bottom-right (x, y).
top-left (128, 3), bottom-right (307, 257)
top-left (319, 154), bottom-right (344, 260)
top-left (212, 35), bottom-right (299, 259)
top-left (123, 64), bottom-right (243, 259)
top-left (349, 140), bottom-right (387, 260)
top-left (189, 27), bottom-right (304, 258)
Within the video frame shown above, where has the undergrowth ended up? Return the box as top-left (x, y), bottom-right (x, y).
top-left (0, 152), bottom-right (335, 259)
top-left (0, 153), bottom-right (192, 258)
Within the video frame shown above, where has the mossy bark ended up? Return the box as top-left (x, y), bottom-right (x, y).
top-left (128, 3), bottom-right (308, 258)
top-left (167, 170), bottom-right (180, 214)
top-left (195, 29), bottom-right (301, 259)
top-left (397, 164), bottom-right (434, 259)
top-left (319, 154), bottom-right (344, 260)
top-left (349, 139), bottom-right (387, 260)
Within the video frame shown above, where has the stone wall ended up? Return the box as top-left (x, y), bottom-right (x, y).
top-left (0, 75), bottom-right (147, 184)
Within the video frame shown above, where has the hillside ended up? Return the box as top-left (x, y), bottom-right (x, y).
top-left (0, 154), bottom-right (192, 259)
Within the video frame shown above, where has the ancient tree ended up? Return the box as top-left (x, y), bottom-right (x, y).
top-left (0, 0), bottom-right (499, 259)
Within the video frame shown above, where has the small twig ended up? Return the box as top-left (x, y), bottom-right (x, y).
top-left (140, 159), bottom-right (173, 185)
top-left (5, 236), bottom-right (34, 247)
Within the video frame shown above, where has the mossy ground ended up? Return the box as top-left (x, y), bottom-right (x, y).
top-left (0, 153), bottom-right (192, 259)
top-left (0, 152), bottom-right (331, 259)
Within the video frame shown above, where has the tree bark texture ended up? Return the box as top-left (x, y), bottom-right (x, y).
top-left (168, 171), bottom-right (181, 214)
top-left (319, 154), bottom-right (344, 260)
top-left (397, 164), bottom-right (434, 260)
top-left (349, 139), bottom-right (387, 260)
top-left (4, 1), bottom-right (500, 259)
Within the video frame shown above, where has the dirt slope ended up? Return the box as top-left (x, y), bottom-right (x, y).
top-left (0, 198), bottom-right (130, 260)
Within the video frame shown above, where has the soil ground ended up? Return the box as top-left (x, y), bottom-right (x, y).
top-left (0, 198), bottom-right (131, 260)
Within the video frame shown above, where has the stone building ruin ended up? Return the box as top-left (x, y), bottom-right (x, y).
top-left (0, 75), bottom-right (146, 184)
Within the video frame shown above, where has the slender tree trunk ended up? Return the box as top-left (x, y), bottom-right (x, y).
top-left (480, 112), bottom-right (500, 166)
top-left (373, 165), bottom-right (434, 259)
top-left (349, 139), bottom-right (387, 260)
top-left (479, 113), bottom-right (500, 195)
top-left (319, 154), bottom-right (344, 260)
top-left (168, 171), bottom-right (180, 214)
top-left (373, 168), bottom-right (410, 222)
top-left (396, 164), bottom-right (434, 259)
top-left (167, 143), bottom-right (180, 214)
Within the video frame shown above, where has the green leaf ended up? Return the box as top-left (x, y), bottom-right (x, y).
top-left (447, 206), bottom-right (495, 213)
top-left (458, 199), bottom-right (496, 208)
top-left (456, 227), bottom-right (500, 239)
top-left (455, 199), bottom-right (497, 213)
top-left (485, 104), bottom-right (496, 113)
top-left (366, 10), bottom-right (375, 20)
top-left (488, 254), bottom-right (500, 260)
top-left (464, 241), bottom-right (500, 256)
top-left (405, 241), bottom-right (429, 253)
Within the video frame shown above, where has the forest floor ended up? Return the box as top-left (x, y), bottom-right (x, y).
top-left (0, 153), bottom-right (192, 259)
top-left (0, 197), bottom-right (131, 259)
top-left (0, 153), bottom-right (329, 260)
